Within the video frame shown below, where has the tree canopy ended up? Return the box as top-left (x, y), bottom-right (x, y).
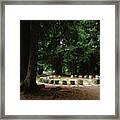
top-left (37, 20), bottom-right (100, 76)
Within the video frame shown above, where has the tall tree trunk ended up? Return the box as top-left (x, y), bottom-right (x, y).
top-left (70, 59), bottom-right (77, 75)
top-left (54, 53), bottom-right (62, 75)
top-left (20, 21), bottom-right (38, 94)
top-left (20, 21), bottom-right (30, 82)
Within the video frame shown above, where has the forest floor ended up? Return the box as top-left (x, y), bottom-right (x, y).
top-left (20, 85), bottom-right (100, 100)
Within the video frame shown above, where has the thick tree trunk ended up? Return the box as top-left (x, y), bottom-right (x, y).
top-left (20, 21), bottom-right (30, 82)
top-left (20, 21), bottom-right (38, 94)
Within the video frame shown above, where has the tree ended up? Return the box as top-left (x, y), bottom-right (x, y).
top-left (20, 21), bottom-right (39, 94)
top-left (37, 20), bottom-right (100, 76)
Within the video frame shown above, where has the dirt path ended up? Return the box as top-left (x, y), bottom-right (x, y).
top-left (21, 85), bottom-right (100, 100)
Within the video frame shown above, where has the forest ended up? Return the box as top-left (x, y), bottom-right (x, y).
top-left (20, 20), bottom-right (100, 95)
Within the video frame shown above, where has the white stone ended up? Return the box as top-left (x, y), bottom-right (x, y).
top-left (84, 75), bottom-right (87, 78)
top-left (89, 75), bottom-right (92, 79)
top-left (78, 75), bottom-right (82, 78)
top-left (71, 75), bottom-right (73, 78)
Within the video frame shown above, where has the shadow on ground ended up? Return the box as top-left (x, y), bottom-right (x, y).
top-left (20, 85), bottom-right (100, 100)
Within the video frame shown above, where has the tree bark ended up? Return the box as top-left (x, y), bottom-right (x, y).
top-left (20, 21), bottom-right (30, 82)
top-left (54, 53), bottom-right (63, 75)
top-left (20, 21), bottom-right (38, 94)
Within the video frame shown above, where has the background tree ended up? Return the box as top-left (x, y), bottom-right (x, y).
top-left (37, 20), bottom-right (100, 76)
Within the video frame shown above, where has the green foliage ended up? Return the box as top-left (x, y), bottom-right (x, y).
top-left (37, 20), bottom-right (100, 75)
